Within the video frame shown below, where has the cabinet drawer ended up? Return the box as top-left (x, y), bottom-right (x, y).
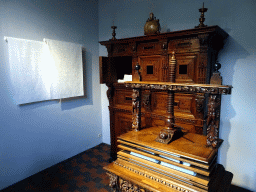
top-left (114, 89), bottom-right (133, 106)
top-left (137, 41), bottom-right (162, 55)
top-left (152, 92), bottom-right (195, 115)
top-left (112, 43), bottom-right (131, 56)
top-left (168, 39), bottom-right (200, 53)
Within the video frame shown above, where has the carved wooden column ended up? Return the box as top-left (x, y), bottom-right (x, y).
top-left (207, 62), bottom-right (222, 148)
top-left (132, 88), bottom-right (141, 131)
top-left (206, 94), bottom-right (221, 148)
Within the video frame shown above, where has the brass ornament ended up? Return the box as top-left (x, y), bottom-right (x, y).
top-left (195, 3), bottom-right (208, 28)
top-left (144, 13), bottom-right (161, 35)
top-left (111, 25), bottom-right (117, 40)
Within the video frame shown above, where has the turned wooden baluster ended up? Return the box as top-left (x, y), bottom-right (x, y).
top-left (166, 52), bottom-right (176, 130)
top-left (156, 52), bottom-right (182, 144)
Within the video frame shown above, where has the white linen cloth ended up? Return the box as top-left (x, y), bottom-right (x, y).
top-left (6, 37), bottom-right (84, 105)
top-left (7, 37), bottom-right (51, 104)
top-left (44, 38), bottom-right (84, 99)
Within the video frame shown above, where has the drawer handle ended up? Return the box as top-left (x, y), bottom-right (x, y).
top-left (125, 97), bottom-right (132, 101)
top-left (177, 42), bottom-right (192, 47)
top-left (117, 48), bottom-right (126, 53)
top-left (143, 46), bottom-right (154, 50)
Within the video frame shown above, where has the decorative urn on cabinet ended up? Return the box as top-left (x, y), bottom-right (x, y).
top-left (144, 13), bottom-right (161, 35)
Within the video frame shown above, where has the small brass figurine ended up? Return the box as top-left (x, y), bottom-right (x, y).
top-left (195, 3), bottom-right (208, 28)
top-left (144, 13), bottom-right (161, 35)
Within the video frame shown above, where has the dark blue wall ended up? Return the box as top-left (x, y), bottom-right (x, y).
top-left (0, 0), bottom-right (101, 190)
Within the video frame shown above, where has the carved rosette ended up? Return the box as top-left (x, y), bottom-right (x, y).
top-left (107, 172), bottom-right (118, 191)
top-left (132, 88), bottom-right (141, 131)
top-left (206, 95), bottom-right (221, 148)
top-left (195, 95), bottom-right (205, 114)
top-left (119, 178), bottom-right (148, 192)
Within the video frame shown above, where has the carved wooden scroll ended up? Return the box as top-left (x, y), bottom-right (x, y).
top-left (132, 88), bottom-right (141, 131)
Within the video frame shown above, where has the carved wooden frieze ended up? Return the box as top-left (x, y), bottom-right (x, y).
top-left (119, 178), bottom-right (148, 192)
top-left (113, 161), bottom-right (194, 192)
top-left (125, 82), bottom-right (232, 95)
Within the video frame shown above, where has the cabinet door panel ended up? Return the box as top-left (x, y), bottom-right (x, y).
top-left (152, 92), bottom-right (195, 116)
top-left (175, 54), bottom-right (197, 83)
top-left (115, 113), bottom-right (132, 136)
top-left (115, 112), bottom-right (146, 136)
top-left (139, 56), bottom-right (165, 82)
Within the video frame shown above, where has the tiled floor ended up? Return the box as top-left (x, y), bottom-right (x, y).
top-left (1, 143), bottom-right (252, 192)
top-left (1, 143), bottom-right (112, 192)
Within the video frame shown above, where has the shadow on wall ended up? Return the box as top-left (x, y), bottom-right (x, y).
top-left (218, 35), bottom-right (250, 168)
top-left (254, 172), bottom-right (256, 191)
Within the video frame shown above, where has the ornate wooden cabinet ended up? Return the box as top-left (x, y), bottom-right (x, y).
top-left (99, 26), bottom-right (228, 161)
